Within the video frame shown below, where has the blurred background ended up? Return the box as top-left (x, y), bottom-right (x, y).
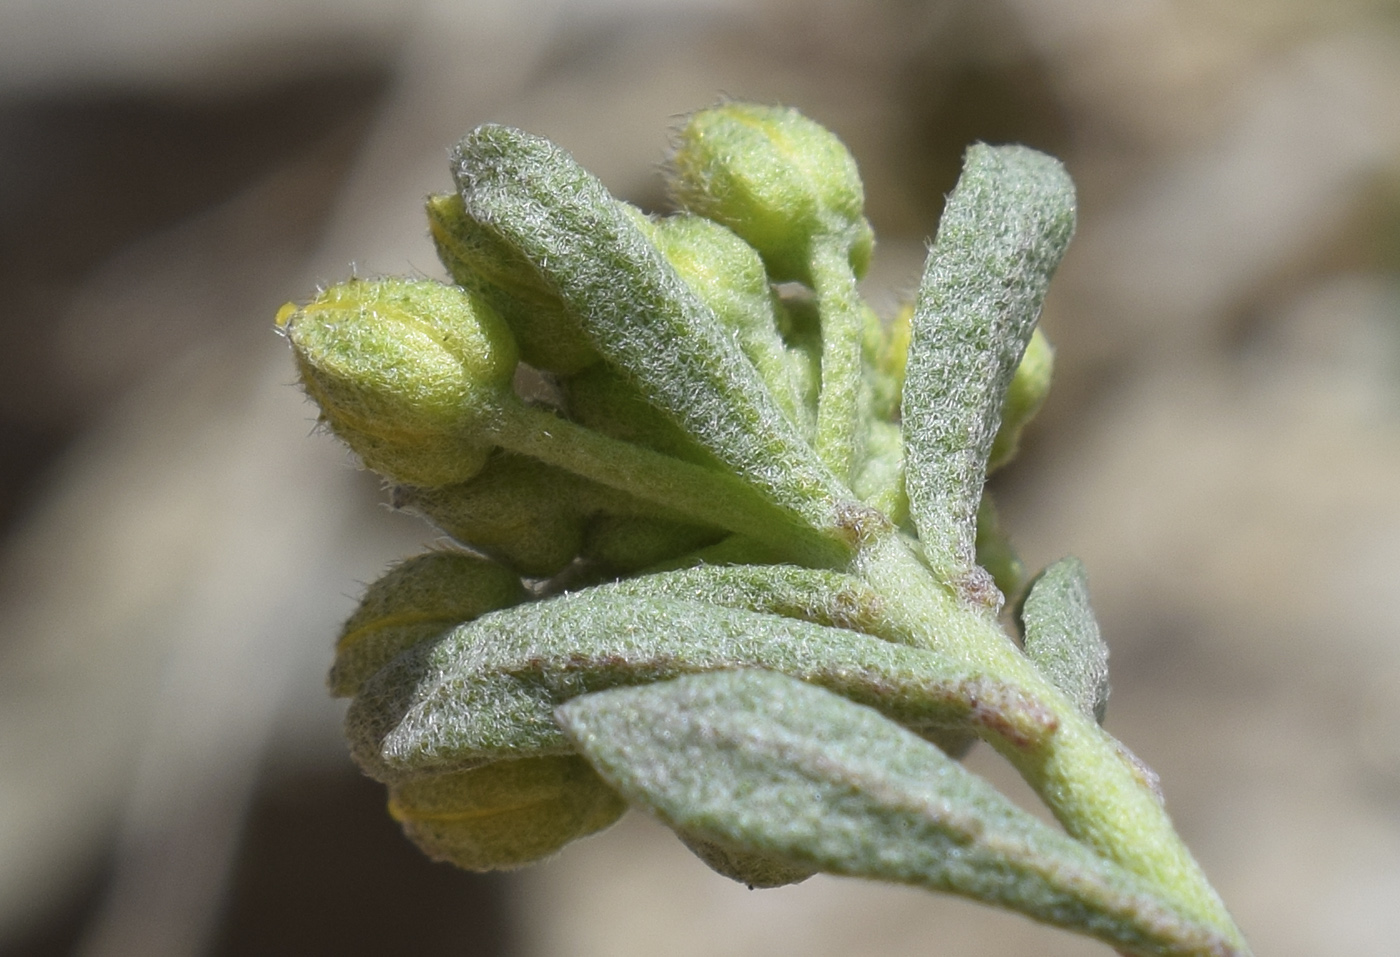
top-left (1, 0), bottom-right (1398, 954)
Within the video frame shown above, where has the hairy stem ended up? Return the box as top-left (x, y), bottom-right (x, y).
top-left (487, 400), bottom-right (853, 569)
top-left (810, 239), bottom-right (865, 485)
top-left (854, 534), bottom-right (1248, 951)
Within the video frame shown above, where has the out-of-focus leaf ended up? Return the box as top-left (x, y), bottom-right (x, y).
top-left (558, 671), bottom-right (1235, 957)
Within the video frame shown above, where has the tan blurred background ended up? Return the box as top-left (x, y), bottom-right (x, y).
top-left (1, 1), bottom-right (1398, 955)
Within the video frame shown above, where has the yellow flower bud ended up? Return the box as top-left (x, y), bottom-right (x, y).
top-left (389, 756), bottom-right (626, 871)
top-left (669, 103), bottom-right (873, 283)
top-left (280, 277), bottom-right (518, 486)
top-left (988, 327), bottom-right (1054, 473)
top-left (427, 192), bottom-right (600, 374)
top-left (330, 551), bottom-right (525, 698)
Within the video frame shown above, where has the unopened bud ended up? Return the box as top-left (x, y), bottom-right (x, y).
top-left (393, 453), bottom-right (590, 577)
top-left (988, 327), bottom-right (1054, 473)
top-left (331, 551), bottom-right (526, 697)
top-left (639, 213), bottom-right (806, 427)
top-left (582, 514), bottom-right (724, 572)
top-left (279, 277), bottom-right (518, 486)
top-left (389, 756), bottom-right (627, 871)
top-left (427, 193), bottom-right (600, 374)
top-left (669, 103), bottom-right (873, 283)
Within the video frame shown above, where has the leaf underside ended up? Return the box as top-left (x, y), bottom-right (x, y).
top-left (558, 670), bottom-right (1234, 957)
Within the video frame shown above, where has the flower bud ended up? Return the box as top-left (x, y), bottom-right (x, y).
top-left (392, 453), bottom-right (590, 577)
top-left (389, 756), bottom-right (627, 871)
top-left (988, 327), bottom-right (1054, 473)
top-left (331, 551), bottom-right (526, 698)
top-left (867, 302), bottom-right (912, 424)
top-left (279, 277), bottom-right (518, 486)
top-left (669, 103), bottom-right (874, 283)
top-left (975, 494), bottom-right (1025, 602)
top-left (638, 213), bottom-right (807, 428)
top-left (582, 514), bottom-right (724, 572)
top-left (427, 193), bottom-right (600, 374)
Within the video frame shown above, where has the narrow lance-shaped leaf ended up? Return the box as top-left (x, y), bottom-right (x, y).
top-left (902, 145), bottom-right (1075, 601)
top-left (1020, 556), bottom-right (1110, 724)
top-left (603, 563), bottom-right (891, 639)
top-left (558, 670), bottom-right (1238, 957)
top-left (453, 125), bottom-right (858, 558)
top-left (345, 588), bottom-right (1057, 784)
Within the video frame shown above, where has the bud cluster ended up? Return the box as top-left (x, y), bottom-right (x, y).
top-left (277, 102), bottom-right (1059, 877)
top-left (274, 98), bottom-right (1254, 955)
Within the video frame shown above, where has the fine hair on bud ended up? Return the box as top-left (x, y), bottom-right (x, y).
top-left (279, 277), bottom-right (519, 486)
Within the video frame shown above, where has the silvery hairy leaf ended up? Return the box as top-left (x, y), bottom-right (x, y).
top-left (902, 145), bottom-right (1075, 596)
top-left (558, 670), bottom-right (1235, 957)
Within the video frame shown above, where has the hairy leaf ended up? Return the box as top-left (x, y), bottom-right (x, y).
top-left (454, 125), bottom-right (856, 560)
top-left (345, 588), bottom-right (1056, 783)
top-left (331, 551), bottom-right (525, 698)
top-left (1021, 557), bottom-right (1110, 724)
top-left (903, 145), bottom-right (1075, 596)
top-left (558, 671), bottom-right (1235, 957)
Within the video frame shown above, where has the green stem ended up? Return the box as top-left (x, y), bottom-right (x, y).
top-left (854, 534), bottom-right (1248, 952)
top-left (486, 400), bottom-right (853, 570)
top-left (809, 239), bottom-right (865, 485)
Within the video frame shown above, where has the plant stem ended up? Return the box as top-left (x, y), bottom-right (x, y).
top-left (854, 533), bottom-right (1248, 952)
top-left (486, 400), bottom-right (853, 570)
top-left (809, 240), bottom-right (864, 485)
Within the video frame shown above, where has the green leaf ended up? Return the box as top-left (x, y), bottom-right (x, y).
top-left (557, 670), bottom-right (1236, 957)
top-left (580, 515), bottom-right (723, 573)
top-left (390, 454), bottom-right (591, 578)
top-left (603, 563), bottom-right (891, 638)
top-left (453, 125), bottom-right (856, 559)
top-left (902, 145), bottom-right (1075, 597)
top-left (635, 212), bottom-right (810, 435)
top-left (674, 831), bottom-right (816, 889)
top-left (344, 587), bottom-right (1056, 783)
top-left (426, 192), bottom-right (601, 374)
top-left (1020, 557), bottom-right (1110, 724)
